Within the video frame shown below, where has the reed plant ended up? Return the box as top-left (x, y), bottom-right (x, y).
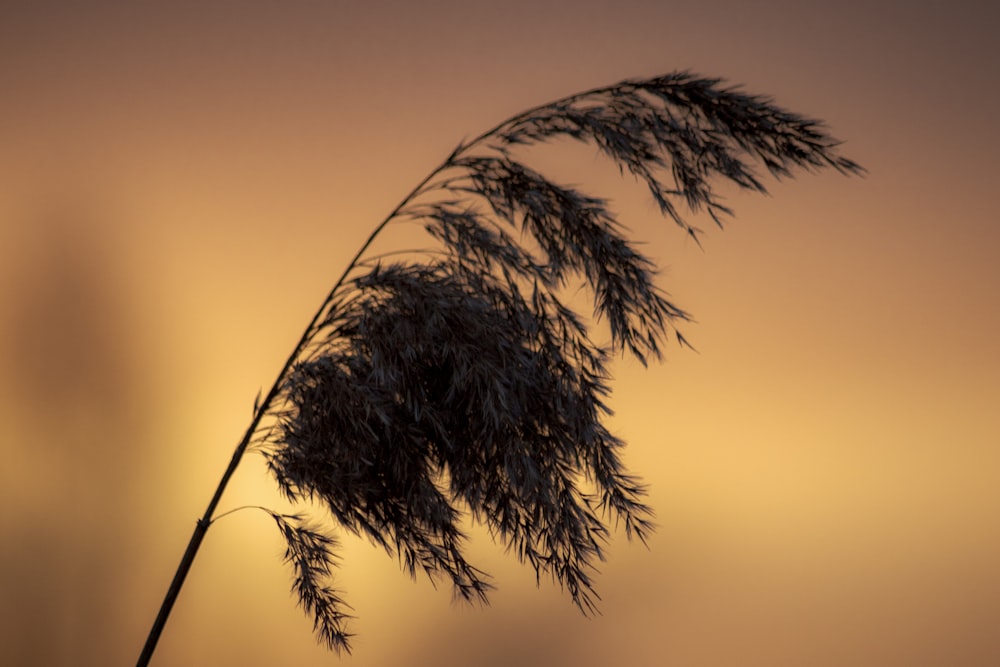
top-left (136, 71), bottom-right (862, 665)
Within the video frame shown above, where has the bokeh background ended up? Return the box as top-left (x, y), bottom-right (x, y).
top-left (1, 1), bottom-right (997, 665)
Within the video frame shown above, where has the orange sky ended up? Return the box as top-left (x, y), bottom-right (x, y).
top-left (1, 2), bottom-right (998, 666)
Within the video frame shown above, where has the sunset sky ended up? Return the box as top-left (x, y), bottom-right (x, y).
top-left (1, 1), bottom-right (998, 665)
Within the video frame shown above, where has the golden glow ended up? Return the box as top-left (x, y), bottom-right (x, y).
top-left (1, 3), bottom-right (997, 665)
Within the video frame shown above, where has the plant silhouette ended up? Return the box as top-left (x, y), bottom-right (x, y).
top-left (136, 71), bottom-right (862, 665)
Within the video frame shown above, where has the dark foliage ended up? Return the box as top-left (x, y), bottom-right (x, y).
top-left (256, 71), bottom-right (862, 650)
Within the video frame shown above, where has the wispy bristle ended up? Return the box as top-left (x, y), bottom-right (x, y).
top-left (257, 70), bottom-right (862, 650)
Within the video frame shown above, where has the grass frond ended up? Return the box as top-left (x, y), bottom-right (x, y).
top-left (255, 70), bottom-right (862, 650)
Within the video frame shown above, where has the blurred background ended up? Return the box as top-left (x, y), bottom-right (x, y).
top-left (1, 1), bottom-right (997, 665)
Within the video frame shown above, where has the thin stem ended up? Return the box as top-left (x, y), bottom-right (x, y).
top-left (209, 505), bottom-right (276, 525)
top-left (134, 364), bottom-right (291, 665)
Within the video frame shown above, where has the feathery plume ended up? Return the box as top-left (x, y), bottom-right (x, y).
top-left (137, 71), bottom-right (862, 664)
